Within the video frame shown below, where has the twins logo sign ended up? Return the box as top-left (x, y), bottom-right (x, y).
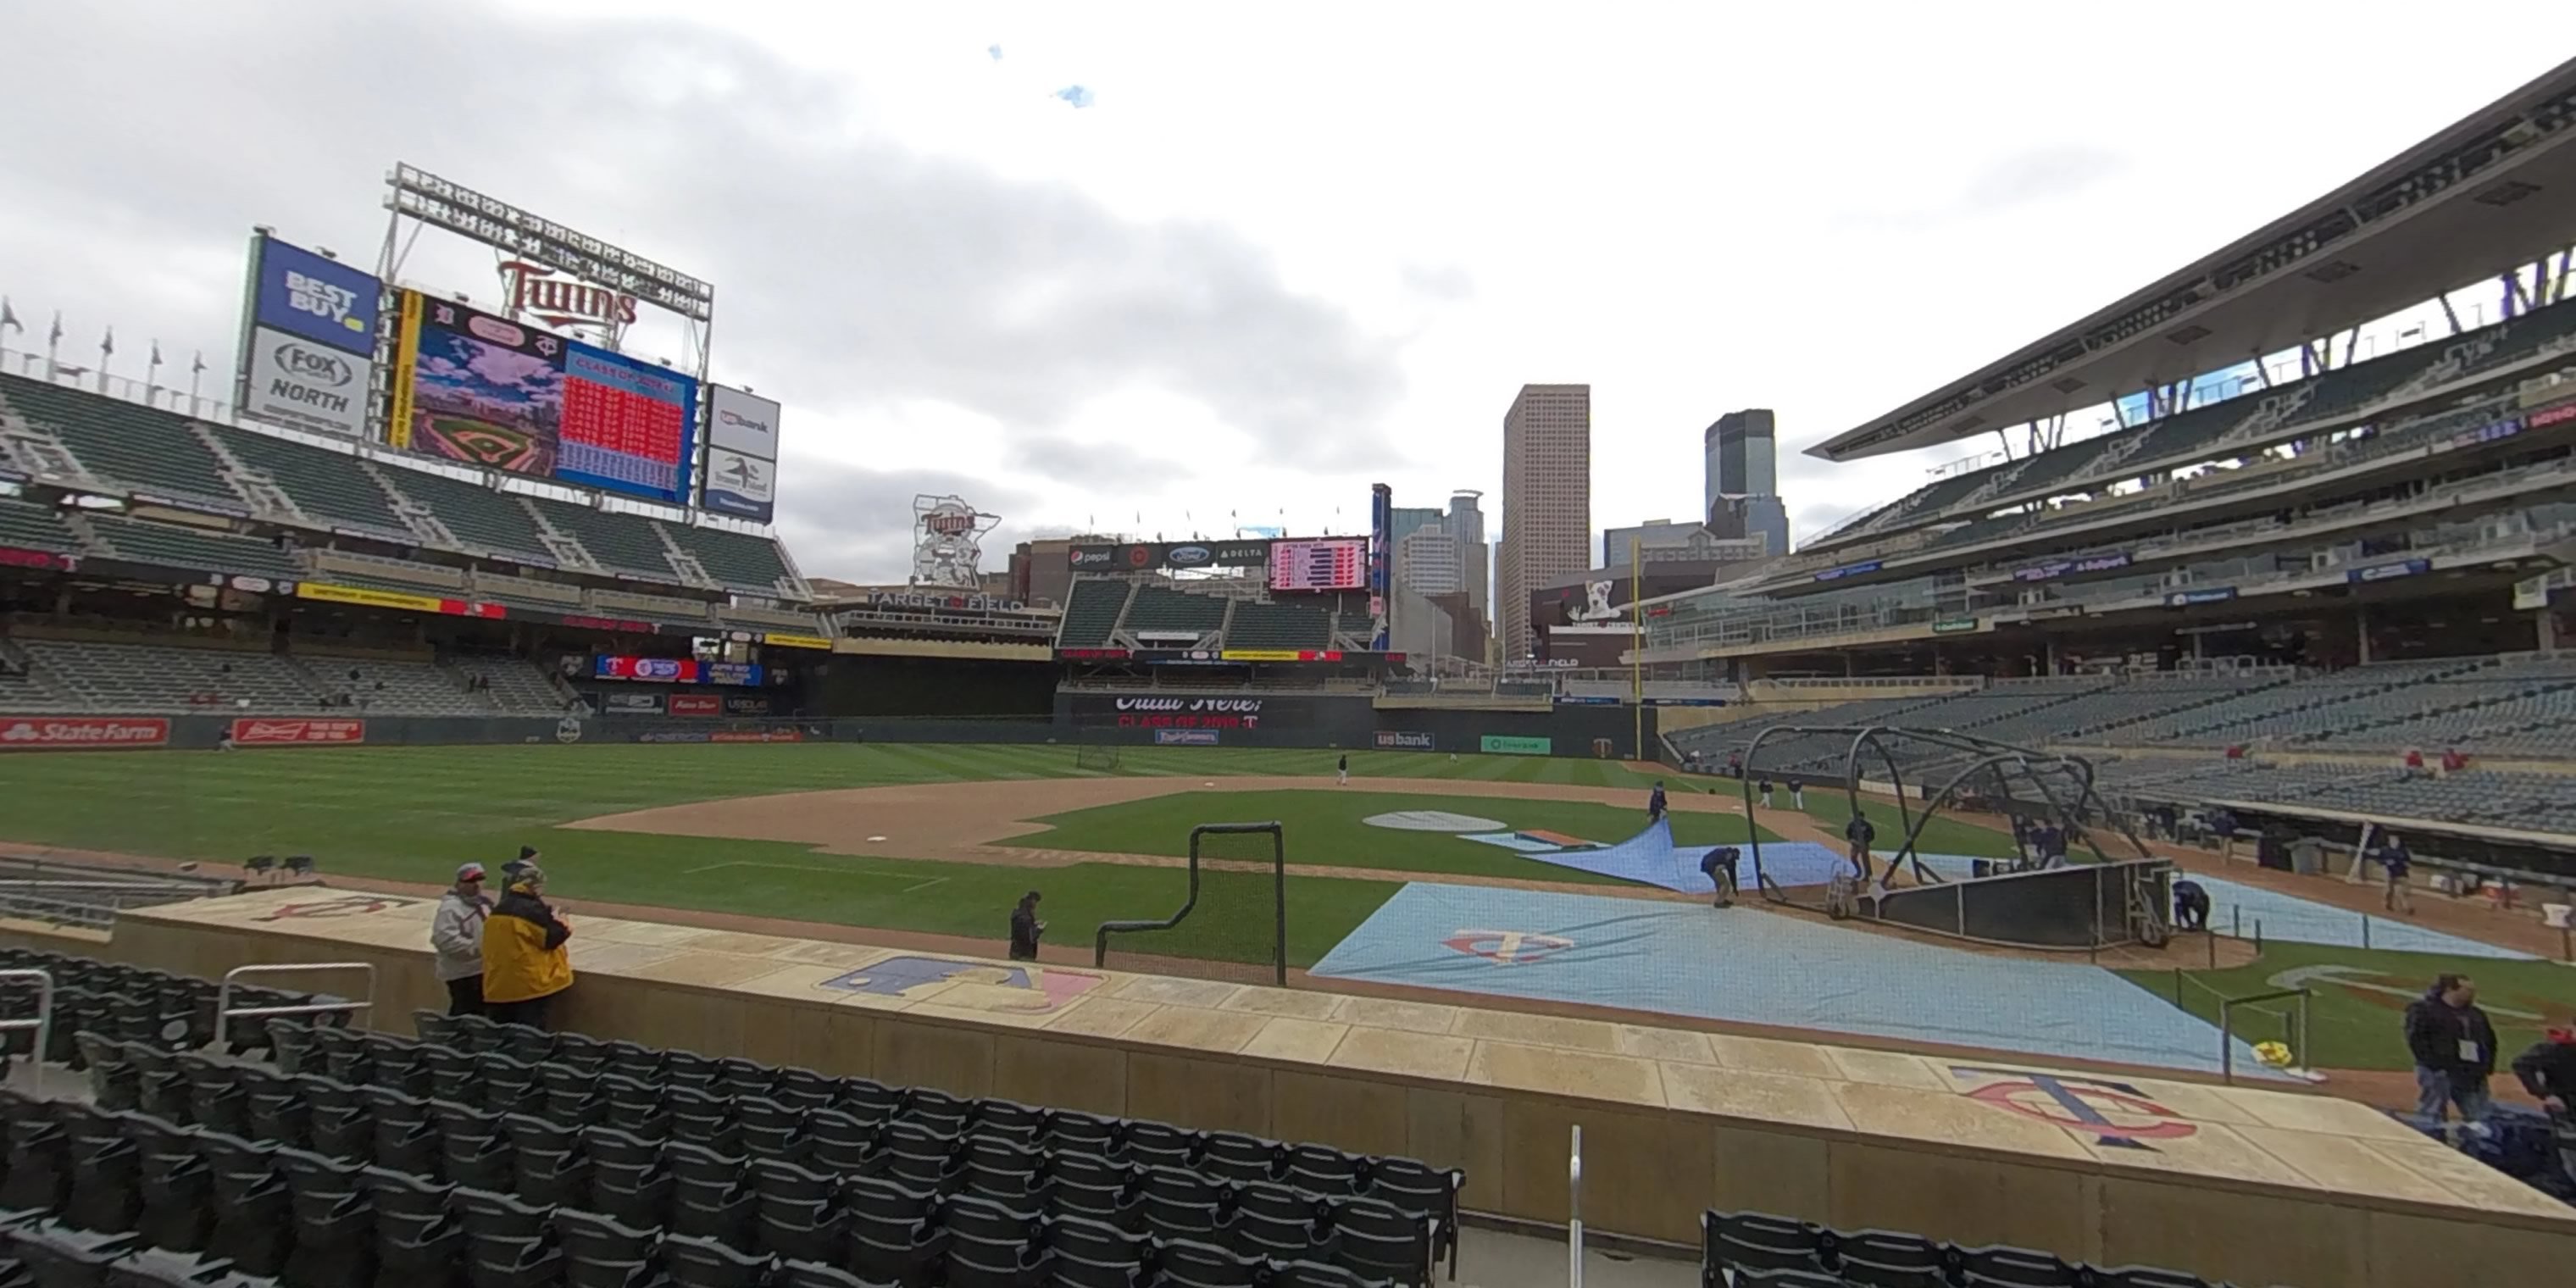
top-left (1949, 1066), bottom-right (2197, 1150)
top-left (818, 957), bottom-right (1104, 1014)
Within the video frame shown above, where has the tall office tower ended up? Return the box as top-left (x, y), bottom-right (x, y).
top-left (1499, 384), bottom-right (1592, 660)
top-left (1705, 408), bottom-right (1789, 557)
top-left (1446, 491), bottom-right (1488, 619)
top-left (1395, 529), bottom-right (1463, 596)
top-left (1387, 506), bottom-right (1444, 552)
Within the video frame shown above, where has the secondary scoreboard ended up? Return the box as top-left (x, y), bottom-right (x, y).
top-left (1269, 537), bottom-right (1367, 592)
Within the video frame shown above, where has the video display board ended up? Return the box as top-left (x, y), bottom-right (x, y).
top-left (386, 291), bottom-right (697, 505)
top-left (592, 656), bottom-right (765, 686)
top-left (1268, 538), bottom-right (1368, 592)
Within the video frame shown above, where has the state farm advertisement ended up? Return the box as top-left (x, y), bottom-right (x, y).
top-left (1108, 696), bottom-right (1264, 730)
top-left (668, 695), bottom-right (723, 716)
top-left (0, 716), bottom-right (170, 750)
top-left (230, 718), bottom-right (366, 747)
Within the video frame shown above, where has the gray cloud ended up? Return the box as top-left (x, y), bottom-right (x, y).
top-left (0, 2), bottom-right (1406, 523)
top-left (1011, 435), bottom-right (1171, 489)
top-left (1401, 262), bottom-right (1474, 303)
top-left (1964, 144), bottom-right (2129, 210)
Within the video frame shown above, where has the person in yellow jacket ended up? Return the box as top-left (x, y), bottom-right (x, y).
top-left (481, 865), bottom-right (574, 1030)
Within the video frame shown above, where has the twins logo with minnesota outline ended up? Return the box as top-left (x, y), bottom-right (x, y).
top-left (1950, 1065), bottom-right (2197, 1150)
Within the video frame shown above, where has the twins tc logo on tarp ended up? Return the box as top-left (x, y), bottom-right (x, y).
top-left (1440, 929), bottom-right (1577, 966)
top-left (1949, 1066), bottom-right (2197, 1150)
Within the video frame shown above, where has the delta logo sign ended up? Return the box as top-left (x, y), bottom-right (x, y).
top-left (817, 956), bottom-right (1104, 1013)
top-left (0, 716), bottom-right (170, 750)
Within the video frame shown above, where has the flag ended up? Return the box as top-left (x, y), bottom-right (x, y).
top-left (0, 297), bottom-right (19, 335)
top-left (48, 311), bottom-right (63, 346)
top-left (192, 351), bottom-right (206, 375)
top-left (150, 341), bottom-right (163, 366)
top-left (100, 327), bottom-right (114, 358)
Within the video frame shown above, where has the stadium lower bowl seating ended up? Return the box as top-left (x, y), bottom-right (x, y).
top-left (0, 942), bottom-right (1463, 1288)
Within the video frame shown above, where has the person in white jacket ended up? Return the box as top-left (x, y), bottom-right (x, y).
top-left (430, 863), bottom-right (493, 1015)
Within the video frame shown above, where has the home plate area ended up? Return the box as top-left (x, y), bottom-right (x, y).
top-left (1307, 882), bottom-right (2283, 1078)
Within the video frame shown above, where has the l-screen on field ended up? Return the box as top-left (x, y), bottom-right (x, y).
top-left (7, 739), bottom-right (2566, 1081)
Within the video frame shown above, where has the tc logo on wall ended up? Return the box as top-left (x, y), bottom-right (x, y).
top-left (1948, 1066), bottom-right (2197, 1150)
top-left (817, 957), bottom-right (1103, 1013)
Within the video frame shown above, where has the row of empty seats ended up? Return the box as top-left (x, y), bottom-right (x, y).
top-left (1804, 295), bottom-right (2576, 557)
top-left (1701, 1207), bottom-right (2248, 1288)
top-left (1055, 580), bottom-right (1347, 654)
top-left (3, 638), bottom-right (564, 715)
top-left (0, 372), bottom-right (804, 599)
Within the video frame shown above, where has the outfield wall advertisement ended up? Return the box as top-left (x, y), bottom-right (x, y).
top-left (386, 290), bottom-right (699, 505)
top-left (1054, 693), bottom-right (1651, 758)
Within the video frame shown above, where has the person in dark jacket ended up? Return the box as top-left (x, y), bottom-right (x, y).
top-left (2377, 833), bottom-right (2414, 915)
top-left (481, 866), bottom-right (573, 1031)
top-left (2404, 974), bottom-right (2498, 1123)
top-left (1845, 813), bottom-right (1877, 883)
top-left (2511, 1022), bottom-right (2576, 1185)
top-left (2171, 879), bottom-right (2211, 933)
top-left (1699, 846), bottom-right (1739, 908)
top-left (1008, 891), bottom-right (1045, 961)
top-left (1647, 781), bottom-right (1668, 824)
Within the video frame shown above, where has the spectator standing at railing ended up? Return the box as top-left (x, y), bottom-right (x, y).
top-left (430, 863), bottom-right (492, 1016)
top-left (482, 865), bottom-right (574, 1030)
top-left (2405, 974), bottom-right (2497, 1125)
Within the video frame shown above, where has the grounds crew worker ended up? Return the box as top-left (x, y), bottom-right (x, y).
top-left (1009, 891), bottom-right (1046, 961)
top-left (482, 864), bottom-right (575, 1030)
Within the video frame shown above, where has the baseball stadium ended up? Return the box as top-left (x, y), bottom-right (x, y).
top-left (5, 64), bottom-right (2576, 1288)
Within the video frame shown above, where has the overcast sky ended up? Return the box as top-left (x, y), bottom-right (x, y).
top-left (2, 3), bottom-right (2567, 583)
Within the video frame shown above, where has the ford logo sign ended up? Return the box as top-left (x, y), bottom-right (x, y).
top-left (1168, 545), bottom-right (1211, 566)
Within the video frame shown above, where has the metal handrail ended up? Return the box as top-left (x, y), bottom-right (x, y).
top-left (1567, 1124), bottom-right (1584, 1288)
top-left (0, 968), bottom-right (55, 1097)
top-left (213, 962), bottom-right (377, 1046)
top-left (2218, 985), bottom-right (2311, 1085)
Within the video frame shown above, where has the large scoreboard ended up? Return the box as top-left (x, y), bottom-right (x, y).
top-left (1268, 537), bottom-right (1368, 592)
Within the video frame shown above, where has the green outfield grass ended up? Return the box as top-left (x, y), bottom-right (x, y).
top-left (1024, 788), bottom-right (1776, 885)
top-left (2114, 939), bottom-right (2576, 1072)
top-left (0, 743), bottom-right (1671, 966)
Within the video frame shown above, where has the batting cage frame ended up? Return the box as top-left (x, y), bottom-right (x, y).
top-left (1071, 717), bottom-right (1124, 772)
top-left (1093, 821), bottom-right (1287, 986)
top-left (1738, 724), bottom-right (2170, 952)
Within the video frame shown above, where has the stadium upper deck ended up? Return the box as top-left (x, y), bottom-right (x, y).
top-left (1812, 58), bottom-right (2576, 465)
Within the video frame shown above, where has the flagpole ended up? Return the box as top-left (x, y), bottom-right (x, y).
top-left (189, 353), bottom-right (205, 417)
top-left (147, 343), bottom-right (164, 406)
top-left (46, 311), bottom-right (62, 381)
top-left (97, 326), bottom-right (114, 394)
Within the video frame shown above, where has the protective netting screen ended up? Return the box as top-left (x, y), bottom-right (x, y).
top-left (1074, 743), bottom-right (1124, 772)
top-left (1094, 822), bottom-right (1285, 986)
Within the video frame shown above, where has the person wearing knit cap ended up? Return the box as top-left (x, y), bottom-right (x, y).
top-left (429, 863), bottom-right (492, 1016)
top-left (481, 863), bottom-right (575, 1030)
